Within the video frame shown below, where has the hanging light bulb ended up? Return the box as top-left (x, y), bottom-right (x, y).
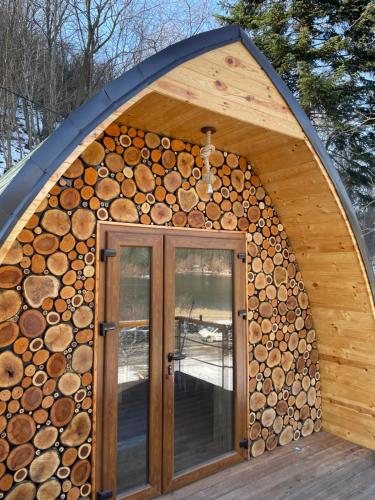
top-left (200, 126), bottom-right (216, 194)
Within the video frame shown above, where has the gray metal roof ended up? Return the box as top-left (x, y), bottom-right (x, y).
top-left (0, 25), bottom-right (373, 300)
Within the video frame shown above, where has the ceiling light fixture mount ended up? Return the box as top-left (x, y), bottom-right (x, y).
top-left (200, 126), bottom-right (217, 194)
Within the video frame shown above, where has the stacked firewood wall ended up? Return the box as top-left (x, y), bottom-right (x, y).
top-left (0, 122), bottom-right (321, 498)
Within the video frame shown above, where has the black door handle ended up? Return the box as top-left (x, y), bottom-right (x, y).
top-left (168, 352), bottom-right (186, 362)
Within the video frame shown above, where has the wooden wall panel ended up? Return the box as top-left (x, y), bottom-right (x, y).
top-left (0, 122), bottom-right (321, 496)
top-left (250, 139), bottom-right (375, 449)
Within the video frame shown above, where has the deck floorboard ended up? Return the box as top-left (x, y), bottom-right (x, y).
top-left (162, 431), bottom-right (375, 500)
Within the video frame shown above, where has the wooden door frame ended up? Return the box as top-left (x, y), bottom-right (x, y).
top-left (163, 232), bottom-right (248, 493)
top-left (95, 223), bottom-right (248, 499)
top-left (96, 226), bottom-right (164, 499)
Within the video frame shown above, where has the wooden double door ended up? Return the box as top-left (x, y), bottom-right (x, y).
top-left (97, 225), bottom-right (247, 499)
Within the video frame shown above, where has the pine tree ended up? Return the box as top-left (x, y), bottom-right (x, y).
top-left (217, 1), bottom-right (374, 215)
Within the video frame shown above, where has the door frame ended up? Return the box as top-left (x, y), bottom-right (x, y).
top-left (95, 223), bottom-right (249, 499)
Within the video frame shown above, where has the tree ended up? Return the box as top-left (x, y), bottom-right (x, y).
top-left (0, 0), bottom-right (215, 174)
top-left (217, 0), bottom-right (375, 262)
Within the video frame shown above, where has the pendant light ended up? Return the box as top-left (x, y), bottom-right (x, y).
top-left (200, 126), bottom-right (216, 194)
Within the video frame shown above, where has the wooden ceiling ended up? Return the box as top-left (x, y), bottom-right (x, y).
top-left (117, 91), bottom-right (298, 159)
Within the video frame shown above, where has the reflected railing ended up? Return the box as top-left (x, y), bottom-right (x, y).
top-left (118, 317), bottom-right (233, 390)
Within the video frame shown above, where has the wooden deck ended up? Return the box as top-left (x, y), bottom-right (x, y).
top-left (163, 431), bottom-right (375, 499)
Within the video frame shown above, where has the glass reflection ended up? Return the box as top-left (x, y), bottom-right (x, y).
top-left (117, 247), bottom-right (150, 494)
top-left (173, 248), bottom-right (234, 473)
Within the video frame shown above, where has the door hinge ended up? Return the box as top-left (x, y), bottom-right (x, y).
top-left (99, 322), bottom-right (115, 337)
top-left (238, 310), bottom-right (247, 319)
top-left (96, 491), bottom-right (113, 500)
top-left (239, 438), bottom-right (249, 449)
top-left (100, 248), bottom-right (117, 262)
top-left (237, 252), bottom-right (246, 262)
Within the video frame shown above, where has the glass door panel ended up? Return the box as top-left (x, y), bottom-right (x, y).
top-left (173, 248), bottom-right (234, 473)
top-left (117, 247), bottom-right (151, 494)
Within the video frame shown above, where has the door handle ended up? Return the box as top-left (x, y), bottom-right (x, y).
top-left (168, 352), bottom-right (186, 362)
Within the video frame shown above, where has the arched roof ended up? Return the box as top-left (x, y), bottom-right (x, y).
top-left (0, 25), bottom-right (373, 299)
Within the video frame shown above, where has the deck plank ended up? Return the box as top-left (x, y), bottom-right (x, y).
top-left (162, 432), bottom-right (375, 500)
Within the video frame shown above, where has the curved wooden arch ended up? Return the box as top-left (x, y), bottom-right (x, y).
top-left (0, 26), bottom-right (374, 449)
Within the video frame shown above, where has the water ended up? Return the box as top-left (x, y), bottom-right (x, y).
top-left (120, 274), bottom-right (232, 321)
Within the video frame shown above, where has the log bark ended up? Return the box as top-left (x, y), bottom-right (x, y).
top-left (23, 276), bottom-right (59, 308)
top-left (109, 199), bottom-right (138, 223)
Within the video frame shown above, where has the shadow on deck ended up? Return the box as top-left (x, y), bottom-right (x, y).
top-left (163, 431), bottom-right (375, 499)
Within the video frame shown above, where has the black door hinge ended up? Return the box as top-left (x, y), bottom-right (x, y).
top-left (97, 491), bottom-right (113, 500)
top-left (239, 438), bottom-right (249, 449)
top-left (237, 252), bottom-right (246, 262)
top-left (238, 310), bottom-right (247, 319)
top-left (99, 322), bottom-right (116, 337)
top-left (100, 248), bottom-right (117, 262)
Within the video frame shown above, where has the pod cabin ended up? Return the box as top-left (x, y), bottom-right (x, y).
top-left (0, 26), bottom-right (374, 500)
